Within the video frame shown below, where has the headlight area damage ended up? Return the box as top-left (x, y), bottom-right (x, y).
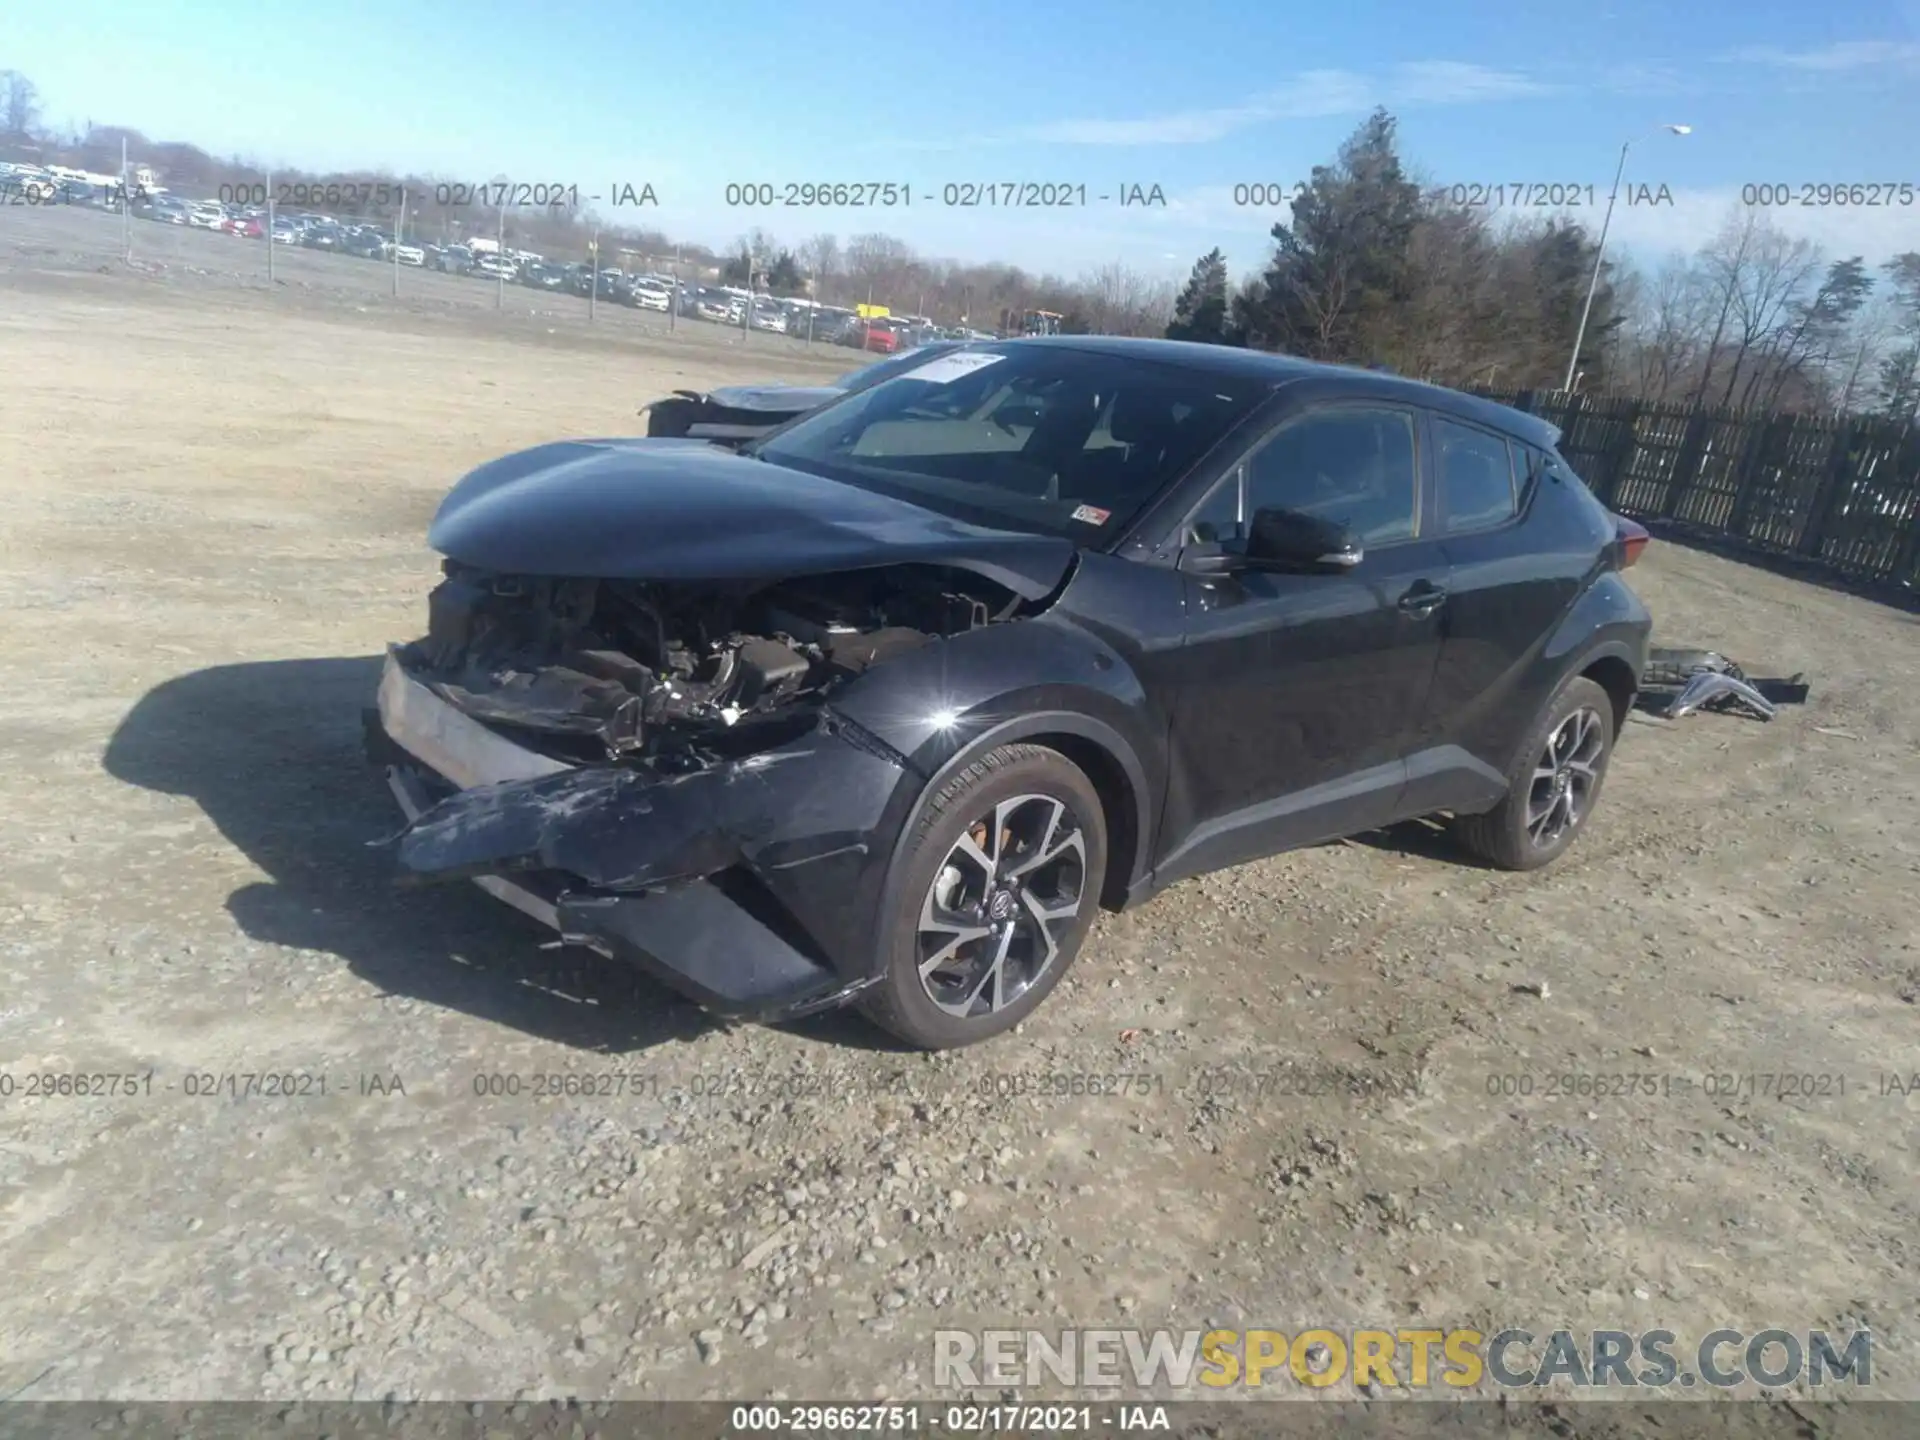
top-left (367, 559), bottom-right (1037, 1019)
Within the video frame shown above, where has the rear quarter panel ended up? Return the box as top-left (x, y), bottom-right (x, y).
top-left (1430, 458), bottom-right (1650, 769)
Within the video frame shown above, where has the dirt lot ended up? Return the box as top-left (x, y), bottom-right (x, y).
top-left (1, 203), bottom-right (1916, 1422)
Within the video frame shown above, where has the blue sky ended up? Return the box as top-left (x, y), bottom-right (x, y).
top-left (6, 0), bottom-right (1919, 279)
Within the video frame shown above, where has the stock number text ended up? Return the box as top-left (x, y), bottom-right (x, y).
top-left (1742, 182), bottom-right (1915, 208)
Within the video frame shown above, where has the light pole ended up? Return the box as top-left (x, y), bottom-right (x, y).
top-left (1563, 123), bottom-right (1692, 392)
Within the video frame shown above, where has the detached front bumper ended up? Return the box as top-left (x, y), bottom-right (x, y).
top-left (368, 649), bottom-right (904, 1021)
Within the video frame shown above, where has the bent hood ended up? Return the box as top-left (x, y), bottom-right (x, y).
top-left (691, 383), bottom-right (845, 413)
top-left (427, 438), bottom-right (1078, 599)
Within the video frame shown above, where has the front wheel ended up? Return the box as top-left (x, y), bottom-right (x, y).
top-left (860, 745), bottom-right (1107, 1049)
top-left (1453, 675), bottom-right (1615, 871)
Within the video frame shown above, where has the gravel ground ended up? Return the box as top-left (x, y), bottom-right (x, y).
top-left (0, 203), bottom-right (1915, 1427)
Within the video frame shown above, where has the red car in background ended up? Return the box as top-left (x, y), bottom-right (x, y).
top-left (862, 319), bottom-right (902, 354)
top-left (222, 216), bottom-right (264, 238)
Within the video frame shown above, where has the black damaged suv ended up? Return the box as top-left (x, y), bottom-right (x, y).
top-left (368, 338), bottom-right (1651, 1048)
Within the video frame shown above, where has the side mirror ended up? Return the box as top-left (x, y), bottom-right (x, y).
top-left (1244, 508), bottom-right (1363, 571)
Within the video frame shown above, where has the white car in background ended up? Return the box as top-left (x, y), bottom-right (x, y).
top-left (629, 280), bottom-right (671, 312)
top-left (393, 245), bottom-right (425, 266)
top-left (749, 304), bottom-right (789, 334)
top-left (188, 202), bottom-right (227, 229)
top-left (472, 253), bottom-right (516, 280)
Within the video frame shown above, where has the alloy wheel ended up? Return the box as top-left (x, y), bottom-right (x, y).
top-left (1526, 706), bottom-right (1606, 849)
top-left (916, 794), bottom-right (1089, 1019)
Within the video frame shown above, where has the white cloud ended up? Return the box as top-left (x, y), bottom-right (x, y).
top-left (863, 62), bottom-right (1554, 153)
top-left (1720, 39), bottom-right (1920, 71)
top-left (1593, 60), bottom-right (1695, 95)
top-left (1025, 70), bottom-right (1377, 145)
top-left (1390, 60), bottom-right (1555, 104)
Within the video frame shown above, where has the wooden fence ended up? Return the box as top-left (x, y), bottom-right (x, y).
top-left (1475, 390), bottom-right (1920, 593)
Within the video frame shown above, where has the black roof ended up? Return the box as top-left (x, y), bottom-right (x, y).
top-left (999, 335), bottom-right (1560, 449)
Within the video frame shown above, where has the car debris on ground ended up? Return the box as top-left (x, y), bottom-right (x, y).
top-left (1638, 647), bottom-right (1809, 722)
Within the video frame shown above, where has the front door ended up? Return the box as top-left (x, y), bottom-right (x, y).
top-left (1157, 403), bottom-right (1449, 884)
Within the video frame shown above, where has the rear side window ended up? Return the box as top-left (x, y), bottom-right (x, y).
top-left (1433, 418), bottom-right (1518, 534)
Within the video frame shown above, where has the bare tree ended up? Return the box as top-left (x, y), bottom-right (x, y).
top-left (1688, 207), bottom-right (1773, 406)
top-left (1075, 262), bottom-right (1176, 336)
top-left (1, 71), bottom-right (43, 140)
top-left (1832, 291), bottom-right (1903, 415)
top-left (1718, 222), bottom-right (1825, 408)
top-left (841, 232), bottom-right (912, 306)
top-left (797, 233), bottom-right (840, 299)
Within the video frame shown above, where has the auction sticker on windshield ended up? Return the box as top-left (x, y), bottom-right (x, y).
top-left (903, 351), bottom-right (1007, 383)
top-left (1071, 504), bottom-right (1111, 525)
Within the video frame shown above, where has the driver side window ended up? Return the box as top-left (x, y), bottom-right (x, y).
top-left (1244, 407), bottom-right (1420, 546)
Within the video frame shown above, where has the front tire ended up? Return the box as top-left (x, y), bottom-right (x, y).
top-left (860, 745), bottom-right (1107, 1049)
top-left (1454, 675), bottom-right (1614, 871)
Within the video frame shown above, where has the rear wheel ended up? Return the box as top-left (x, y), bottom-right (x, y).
top-left (1454, 676), bottom-right (1614, 871)
top-left (861, 745), bottom-right (1106, 1050)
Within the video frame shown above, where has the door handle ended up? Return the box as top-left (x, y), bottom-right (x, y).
top-left (1397, 583), bottom-right (1447, 616)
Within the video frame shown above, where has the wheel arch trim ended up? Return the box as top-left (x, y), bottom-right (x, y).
top-left (869, 711), bottom-right (1154, 983)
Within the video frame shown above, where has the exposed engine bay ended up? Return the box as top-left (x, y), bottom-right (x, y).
top-left (398, 561), bottom-right (1029, 771)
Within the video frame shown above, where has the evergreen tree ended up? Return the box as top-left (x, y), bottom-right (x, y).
top-left (1166, 248), bottom-right (1229, 343)
top-left (1245, 108), bottom-right (1422, 362)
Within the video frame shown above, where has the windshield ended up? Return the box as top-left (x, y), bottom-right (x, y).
top-left (757, 344), bottom-right (1266, 543)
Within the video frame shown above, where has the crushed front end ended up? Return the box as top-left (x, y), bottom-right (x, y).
top-left (367, 559), bottom-right (1026, 1019)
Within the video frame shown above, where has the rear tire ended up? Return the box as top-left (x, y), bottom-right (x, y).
top-left (860, 744), bottom-right (1107, 1050)
top-left (1454, 675), bottom-right (1614, 871)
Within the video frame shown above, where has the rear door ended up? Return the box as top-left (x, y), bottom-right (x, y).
top-left (1418, 418), bottom-right (1588, 791)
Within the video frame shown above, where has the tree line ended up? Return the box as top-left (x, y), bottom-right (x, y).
top-left (1162, 110), bottom-right (1920, 422)
top-left (4, 66), bottom-right (1915, 421)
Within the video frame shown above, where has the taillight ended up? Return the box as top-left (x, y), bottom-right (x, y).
top-left (1615, 516), bottom-right (1650, 568)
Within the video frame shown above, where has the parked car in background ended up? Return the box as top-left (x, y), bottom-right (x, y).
top-left (188, 201), bottom-right (227, 229)
top-left (627, 279), bottom-right (672, 312)
top-left (749, 302), bottom-right (789, 334)
top-left (434, 245), bottom-right (474, 275)
top-left (302, 223), bottom-right (346, 252)
top-left (373, 338), bottom-right (1652, 1049)
top-left (472, 253), bottom-right (516, 280)
top-left (695, 290), bottom-right (735, 323)
top-left (594, 271), bottom-right (630, 302)
top-left (520, 261), bottom-right (570, 291)
top-left (344, 229), bottom-right (390, 260)
top-left (270, 218), bottom-right (302, 244)
top-left (393, 244), bottom-right (426, 266)
top-left (221, 215), bottom-right (264, 238)
top-left (641, 341), bottom-right (968, 445)
top-left (861, 318), bottom-right (903, 354)
top-left (793, 307), bottom-right (855, 342)
top-left (56, 178), bottom-right (106, 206)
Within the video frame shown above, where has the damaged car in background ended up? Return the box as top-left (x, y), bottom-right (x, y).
top-left (370, 338), bottom-right (1652, 1048)
top-left (640, 341), bottom-right (967, 447)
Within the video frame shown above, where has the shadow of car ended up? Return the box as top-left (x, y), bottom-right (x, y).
top-left (103, 655), bottom-right (716, 1054)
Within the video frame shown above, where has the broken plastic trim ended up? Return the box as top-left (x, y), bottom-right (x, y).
top-left (1664, 672), bottom-right (1777, 722)
top-left (1641, 646), bottom-right (1808, 722)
